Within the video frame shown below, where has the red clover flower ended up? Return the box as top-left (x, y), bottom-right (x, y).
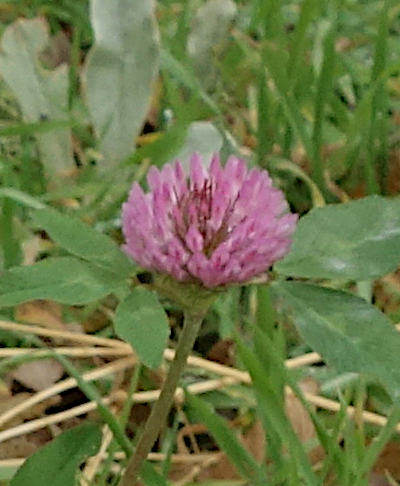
top-left (122, 153), bottom-right (297, 288)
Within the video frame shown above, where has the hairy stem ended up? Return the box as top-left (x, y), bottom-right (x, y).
top-left (118, 310), bottom-right (205, 486)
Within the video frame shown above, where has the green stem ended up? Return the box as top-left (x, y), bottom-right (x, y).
top-left (118, 310), bottom-right (205, 486)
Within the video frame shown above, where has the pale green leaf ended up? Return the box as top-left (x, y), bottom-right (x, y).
top-left (188, 0), bottom-right (237, 87)
top-left (174, 121), bottom-right (223, 168)
top-left (84, 0), bottom-right (159, 167)
top-left (0, 18), bottom-right (74, 176)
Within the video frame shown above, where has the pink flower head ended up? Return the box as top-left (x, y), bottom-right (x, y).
top-left (122, 153), bottom-right (297, 288)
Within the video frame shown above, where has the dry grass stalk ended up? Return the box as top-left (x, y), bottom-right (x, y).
top-left (0, 319), bottom-right (321, 432)
top-left (0, 378), bottom-right (238, 443)
top-left (1, 319), bottom-right (399, 460)
top-left (81, 412), bottom-right (116, 486)
top-left (0, 320), bottom-right (129, 349)
top-left (0, 357), bottom-right (135, 429)
top-left (0, 347), bottom-right (131, 358)
top-left (1, 367), bottom-right (399, 445)
top-left (0, 399), bottom-right (111, 443)
top-left (173, 454), bottom-right (222, 486)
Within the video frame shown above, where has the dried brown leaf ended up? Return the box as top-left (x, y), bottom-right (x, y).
top-left (207, 339), bottom-right (235, 367)
top-left (373, 442), bottom-right (400, 479)
top-left (15, 300), bottom-right (65, 329)
top-left (82, 309), bottom-right (109, 333)
top-left (0, 427), bottom-right (53, 459)
top-left (369, 473), bottom-right (393, 486)
top-left (197, 420), bottom-right (265, 482)
top-left (39, 30), bottom-right (71, 68)
top-left (11, 358), bottom-right (64, 391)
top-left (0, 392), bottom-right (59, 428)
top-left (22, 236), bottom-right (43, 266)
top-left (285, 377), bottom-right (319, 445)
top-left (0, 436), bottom-right (38, 459)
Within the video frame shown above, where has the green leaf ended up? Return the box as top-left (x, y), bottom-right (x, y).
top-left (272, 281), bottom-right (400, 399)
top-left (83, 0), bottom-right (159, 167)
top-left (186, 393), bottom-right (268, 486)
top-left (32, 208), bottom-right (134, 276)
top-left (213, 287), bottom-right (240, 338)
top-left (10, 423), bottom-right (101, 486)
top-left (275, 196), bottom-right (400, 280)
top-left (0, 257), bottom-right (125, 307)
top-left (0, 18), bottom-right (74, 177)
top-left (114, 287), bottom-right (169, 368)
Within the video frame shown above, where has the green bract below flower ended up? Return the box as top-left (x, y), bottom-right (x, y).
top-left (122, 153), bottom-right (297, 288)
